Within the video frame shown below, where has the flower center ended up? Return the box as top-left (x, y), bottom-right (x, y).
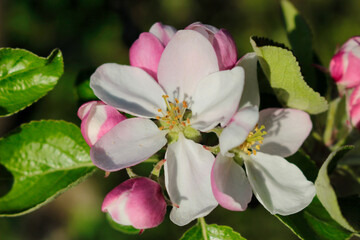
top-left (237, 125), bottom-right (267, 155)
top-left (156, 95), bottom-right (191, 132)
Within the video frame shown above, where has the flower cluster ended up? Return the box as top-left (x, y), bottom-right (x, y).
top-left (78, 22), bottom-right (315, 231)
top-left (330, 36), bottom-right (360, 129)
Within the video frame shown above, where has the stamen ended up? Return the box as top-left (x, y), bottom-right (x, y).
top-left (237, 125), bottom-right (267, 155)
top-left (159, 126), bottom-right (164, 130)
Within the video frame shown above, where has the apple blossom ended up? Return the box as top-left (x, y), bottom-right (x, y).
top-left (102, 177), bottom-right (167, 230)
top-left (90, 29), bottom-right (245, 225)
top-left (212, 105), bottom-right (316, 214)
top-left (330, 36), bottom-right (360, 89)
top-left (129, 22), bottom-right (176, 80)
top-left (77, 101), bottom-right (126, 147)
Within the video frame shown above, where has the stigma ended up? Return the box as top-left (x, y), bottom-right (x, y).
top-left (156, 95), bottom-right (191, 131)
top-left (238, 125), bottom-right (267, 155)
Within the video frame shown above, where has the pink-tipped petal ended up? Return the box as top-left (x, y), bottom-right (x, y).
top-left (219, 106), bottom-right (259, 155)
top-left (78, 101), bottom-right (126, 146)
top-left (90, 64), bottom-right (166, 118)
top-left (103, 177), bottom-right (167, 229)
top-left (349, 87), bottom-right (360, 129)
top-left (211, 154), bottom-right (252, 211)
top-left (149, 22), bottom-right (177, 46)
top-left (127, 178), bottom-right (167, 229)
top-left (77, 101), bottom-right (97, 120)
top-left (157, 30), bottom-right (219, 101)
top-left (350, 103), bottom-right (360, 129)
top-left (213, 29), bottom-right (238, 70)
top-left (330, 36), bottom-right (360, 88)
top-left (237, 53), bottom-right (260, 109)
top-left (91, 118), bottom-right (167, 172)
top-left (244, 152), bottom-right (316, 215)
top-left (165, 133), bottom-right (217, 226)
top-left (191, 67), bottom-right (245, 132)
top-left (258, 108), bottom-right (312, 158)
top-left (342, 52), bottom-right (360, 88)
top-left (129, 33), bottom-right (165, 80)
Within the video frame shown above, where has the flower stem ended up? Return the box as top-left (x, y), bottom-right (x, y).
top-left (198, 217), bottom-right (208, 240)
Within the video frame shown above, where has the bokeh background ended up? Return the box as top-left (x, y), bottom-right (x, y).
top-left (0, 0), bottom-right (360, 239)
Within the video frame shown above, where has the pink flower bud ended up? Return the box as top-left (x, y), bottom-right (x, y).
top-left (349, 86), bottom-right (360, 129)
top-left (186, 22), bottom-right (238, 70)
top-left (77, 101), bottom-right (126, 146)
top-left (102, 177), bottom-right (167, 230)
top-left (330, 36), bottom-right (360, 88)
top-left (129, 22), bottom-right (176, 80)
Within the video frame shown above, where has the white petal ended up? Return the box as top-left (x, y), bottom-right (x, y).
top-left (219, 106), bottom-right (259, 155)
top-left (237, 53), bottom-right (260, 109)
top-left (211, 154), bottom-right (252, 211)
top-left (165, 133), bottom-right (217, 226)
top-left (244, 152), bottom-right (316, 215)
top-left (91, 118), bottom-right (167, 171)
top-left (157, 30), bottom-right (219, 101)
top-left (258, 108), bottom-right (312, 157)
top-left (191, 67), bottom-right (245, 132)
top-left (90, 63), bottom-right (166, 118)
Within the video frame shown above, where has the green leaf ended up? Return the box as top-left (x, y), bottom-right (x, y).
top-left (315, 145), bottom-right (359, 232)
top-left (281, 0), bottom-right (317, 90)
top-left (180, 222), bottom-right (246, 240)
top-left (0, 48), bottom-right (64, 116)
top-left (250, 37), bottom-right (328, 114)
top-left (276, 196), bottom-right (353, 240)
top-left (106, 214), bottom-right (140, 235)
top-left (0, 120), bottom-right (96, 216)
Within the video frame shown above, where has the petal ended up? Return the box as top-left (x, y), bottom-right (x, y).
top-left (219, 106), bottom-right (259, 155)
top-left (126, 178), bottom-right (167, 229)
top-left (164, 133), bottom-right (217, 226)
top-left (157, 30), bottom-right (219, 101)
top-left (149, 22), bottom-right (177, 46)
top-left (342, 52), bottom-right (360, 88)
top-left (90, 63), bottom-right (166, 118)
top-left (237, 53), bottom-right (260, 109)
top-left (244, 152), bottom-right (316, 215)
top-left (350, 103), bottom-right (360, 129)
top-left (102, 180), bottom-right (133, 226)
top-left (186, 22), bottom-right (219, 38)
top-left (78, 101), bottom-right (126, 146)
top-left (211, 153), bottom-right (252, 211)
top-left (91, 118), bottom-right (167, 171)
top-left (258, 108), bottom-right (312, 158)
top-left (191, 67), bottom-right (245, 132)
top-left (129, 33), bottom-right (165, 80)
top-left (213, 29), bottom-right (238, 70)
top-left (78, 101), bottom-right (97, 120)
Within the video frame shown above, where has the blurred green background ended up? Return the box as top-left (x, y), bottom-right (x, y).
top-left (0, 0), bottom-right (359, 239)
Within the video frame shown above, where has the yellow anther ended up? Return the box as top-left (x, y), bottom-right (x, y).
top-left (172, 121), bottom-right (176, 125)
top-left (253, 149), bottom-right (257, 155)
top-left (183, 101), bottom-right (188, 108)
top-left (187, 118), bottom-right (190, 124)
top-left (175, 98), bottom-right (179, 103)
top-left (166, 120), bottom-right (171, 124)
top-left (166, 111), bottom-right (170, 115)
top-left (181, 122), bottom-right (186, 126)
top-left (159, 126), bottom-right (164, 130)
top-left (169, 125), bottom-right (174, 130)
top-left (255, 145), bottom-right (260, 150)
top-left (156, 116), bottom-right (160, 120)
top-left (158, 109), bottom-right (163, 112)
top-left (162, 95), bottom-right (169, 98)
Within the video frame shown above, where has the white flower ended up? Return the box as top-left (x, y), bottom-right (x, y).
top-left (212, 105), bottom-right (316, 215)
top-left (89, 30), bottom-right (245, 225)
